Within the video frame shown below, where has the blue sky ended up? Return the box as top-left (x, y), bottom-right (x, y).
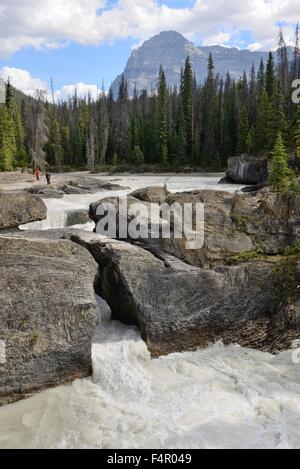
top-left (0, 0), bottom-right (298, 99)
top-left (0, 40), bottom-right (136, 92)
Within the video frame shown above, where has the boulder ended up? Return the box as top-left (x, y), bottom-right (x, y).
top-left (231, 189), bottom-right (300, 254)
top-left (59, 184), bottom-right (89, 195)
top-left (162, 190), bottom-right (253, 267)
top-left (226, 154), bottom-right (269, 184)
top-left (89, 190), bottom-right (253, 267)
top-left (241, 182), bottom-right (269, 193)
top-left (69, 231), bottom-right (300, 357)
top-left (100, 183), bottom-right (129, 191)
top-left (0, 235), bottom-right (100, 405)
top-left (130, 185), bottom-right (170, 204)
top-left (0, 192), bottom-right (47, 230)
top-left (25, 186), bottom-right (64, 199)
top-left (67, 177), bottom-right (128, 193)
top-left (66, 209), bottom-right (90, 227)
top-left (89, 188), bottom-right (300, 267)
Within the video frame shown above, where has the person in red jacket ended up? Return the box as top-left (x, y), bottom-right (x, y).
top-left (35, 168), bottom-right (41, 181)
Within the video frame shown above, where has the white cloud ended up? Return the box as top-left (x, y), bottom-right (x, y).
top-left (0, 67), bottom-right (47, 96)
top-left (54, 82), bottom-right (102, 101)
top-left (0, 0), bottom-right (299, 56)
top-left (249, 42), bottom-right (263, 52)
top-left (0, 67), bottom-right (101, 102)
top-left (203, 32), bottom-right (231, 47)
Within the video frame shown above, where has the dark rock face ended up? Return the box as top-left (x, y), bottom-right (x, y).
top-left (69, 232), bottom-right (300, 357)
top-left (241, 182), bottom-right (269, 193)
top-left (0, 235), bottom-right (100, 405)
top-left (226, 154), bottom-right (269, 184)
top-left (0, 192), bottom-right (47, 229)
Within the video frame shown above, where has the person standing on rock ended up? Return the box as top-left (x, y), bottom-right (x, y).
top-left (46, 172), bottom-right (51, 185)
top-left (35, 168), bottom-right (41, 181)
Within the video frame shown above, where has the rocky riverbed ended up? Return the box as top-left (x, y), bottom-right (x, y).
top-left (0, 172), bottom-right (300, 449)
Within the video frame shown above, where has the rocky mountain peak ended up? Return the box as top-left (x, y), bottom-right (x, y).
top-left (111, 31), bottom-right (270, 97)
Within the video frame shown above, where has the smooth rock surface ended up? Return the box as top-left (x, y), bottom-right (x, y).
top-left (89, 187), bottom-right (300, 267)
top-left (0, 192), bottom-right (47, 229)
top-left (130, 185), bottom-right (170, 204)
top-left (69, 231), bottom-right (300, 357)
top-left (0, 235), bottom-right (100, 405)
top-left (66, 209), bottom-right (90, 227)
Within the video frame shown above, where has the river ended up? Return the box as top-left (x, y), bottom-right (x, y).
top-left (0, 174), bottom-right (300, 449)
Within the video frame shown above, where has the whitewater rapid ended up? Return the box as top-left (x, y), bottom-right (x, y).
top-left (20, 174), bottom-right (244, 231)
top-left (0, 317), bottom-right (300, 449)
top-left (2, 174), bottom-right (300, 449)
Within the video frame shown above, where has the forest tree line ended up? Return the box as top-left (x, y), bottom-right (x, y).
top-left (1, 27), bottom-right (300, 172)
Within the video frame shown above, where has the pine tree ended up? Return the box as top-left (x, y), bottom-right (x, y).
top-left (182, 56), bottom-right (193, 160)
top-left (86, 117), bottom-right (96, 172)
top-left (0, 80), bottom-right (17, 171)
top-left (236, 74), bottom-right (249, 154)
top-left (48, 115), bottom-right (63, 169)
top-left (14, 102), bottom-right (28, 168)
top-left (237, 105), bottom-right (249, 154)
top-left (268, 84), bottom-right (288, 151)
top-left (257, 59), bottom-right (265, 97)
top-left (202, 53), bottom-right (217, 164)
top-left (61, 125), bottom-right (72, 166)
top-left (106, 127), bottom-right (117, 163)
top-left (112, 153), bottom-right (119, 167)
top-left (30, 90), bottom-right (48, 170)
top-left (157, 66), bottom-right (168, 165)
top-left (75, 126), bottom-right (84, 166)
top-left (132, 145), bottom-right (144, 166)
top-left (255, 91), bottom-right (270, 154)
top-left (223, 77), bottom-right (237, 159)
top-left (277, 29), bottom-right (289, 103)
top-left (248, 64), bottom-right (257, 124)
top-left (177, 103), bottom-right (187, 164)
top-left (116, 75), bottom-right (129, 160)
top-left (265, 52), bottom-right (275, 99)
top-left (269, 133), bottom-right (292, 192)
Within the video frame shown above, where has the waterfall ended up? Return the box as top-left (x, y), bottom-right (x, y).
top-left (20, 198), bottom-right (94, 231)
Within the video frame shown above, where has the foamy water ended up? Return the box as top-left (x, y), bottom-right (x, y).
top-left (4, 174), bottom-right (300, 449)
top-left (21, 174), bottom-right (244, 232)
top-left (0, 318), bottom-right (299, 449)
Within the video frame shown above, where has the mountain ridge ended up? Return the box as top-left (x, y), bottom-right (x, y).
top-left (111, 30), bottom-right (275, 97)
